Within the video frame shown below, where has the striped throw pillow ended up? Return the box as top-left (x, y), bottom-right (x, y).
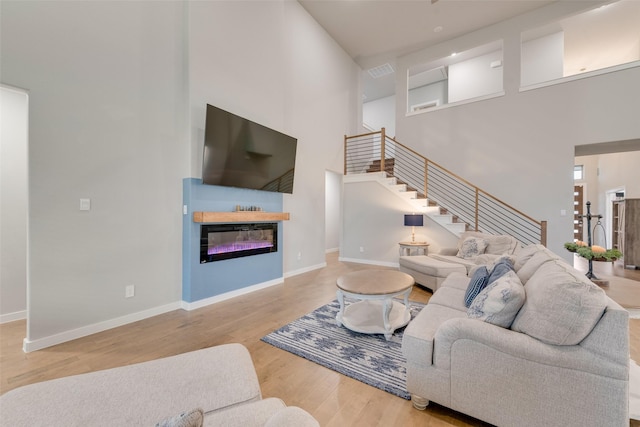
top-left (464, 265), bottom-right (489, 307)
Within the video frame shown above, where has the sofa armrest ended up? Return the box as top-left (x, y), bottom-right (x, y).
top-left (433, 318), bottom-right (627, 379)
top-left (0, 344), bottom-right (264, 426)
top-left (438, 247), bottom-right (458, 256)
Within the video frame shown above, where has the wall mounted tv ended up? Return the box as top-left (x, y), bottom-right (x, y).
top-left (202, 104), bottom-right (297, 194)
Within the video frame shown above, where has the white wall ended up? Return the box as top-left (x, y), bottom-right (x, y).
top-left (1, 0), bottom-right (358, 350)
top-left (395, 1), bottom-right (640, 259)
top-left (0, 86), bottom-right (28, 323)
top-left (408, 81), bottom-right (447, 111)
top-left (340, 180), bottom-right (458, 265)
top-left (1, 1), bottom-right (187, 348)
top-left (325, 171), bottom-right (341, 252)
top-left (576, 151), bottom-right (640, 246)
top-left (363, 95), bottom-right (395, 136)
top-left (595, 151), bottom-right (640, 199)
top-left (521, 32), bottom-right (564, 87)
top-left (448, 49), bottom-right (503, 103)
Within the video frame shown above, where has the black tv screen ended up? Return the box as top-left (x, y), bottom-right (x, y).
top-left (202, 104), bottom-right (297, 194)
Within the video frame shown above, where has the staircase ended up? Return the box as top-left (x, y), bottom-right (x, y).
top-left (344, 129), bottom-right (547, 246)
top-left (344, 171), bottom-right (468, 237)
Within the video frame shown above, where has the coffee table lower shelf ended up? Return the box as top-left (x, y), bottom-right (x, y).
top-left (337, 299), bottom-right (410, 340)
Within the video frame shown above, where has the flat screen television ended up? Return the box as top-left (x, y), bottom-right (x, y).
top-left (202, 104), bottom-right (297, 194)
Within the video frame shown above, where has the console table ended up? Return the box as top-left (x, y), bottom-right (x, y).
top-left (399, 241), bottom-right (430, 256)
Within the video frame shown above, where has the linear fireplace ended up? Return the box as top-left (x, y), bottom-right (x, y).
top-left (200, 222), bottom-right (278, 263)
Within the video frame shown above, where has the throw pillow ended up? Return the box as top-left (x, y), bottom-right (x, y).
top-left (467, 270), bottom-right (526, 328)
top-left (156, 408), bottom-right (204, 427)
top-left (457, 237), bottom-right (488, 260)
top-left (486, 258), bottom-right (514, 285)
top-left (464, 266), bottom-right (490, 307)
top-left (511, 260), bottom-right (607, 345)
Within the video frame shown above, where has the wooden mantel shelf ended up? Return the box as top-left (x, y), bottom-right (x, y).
top-left (193, 211), bottom-right (290, 223)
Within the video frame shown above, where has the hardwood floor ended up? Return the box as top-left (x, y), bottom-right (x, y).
top-left (573, 255), bottom-right (640, 309)
top-left (1, 252), bottom-right (638, 426)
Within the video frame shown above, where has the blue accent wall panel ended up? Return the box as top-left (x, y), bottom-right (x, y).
top-left (182, 178), bottom-right (284, 303)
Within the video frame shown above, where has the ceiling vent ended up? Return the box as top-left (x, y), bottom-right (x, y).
top-left (367, 63), bottom-right (394, 78)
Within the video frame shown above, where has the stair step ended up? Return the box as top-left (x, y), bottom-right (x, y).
top-left (398, 191), bottom-right (418, 199)
top-left (446, 222), bottom-right (468, 234)
top-left (430, 213), bottom-right (453, 224)
top-left (389, 184), bottom-right (407, 192)
top-left (385, 177), bottom-right (398, 185)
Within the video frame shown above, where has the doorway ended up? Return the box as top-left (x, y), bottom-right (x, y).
top-left (0, 85), bottom-right (29, 323)
top-left (573, 184), bottom-right (584, 242)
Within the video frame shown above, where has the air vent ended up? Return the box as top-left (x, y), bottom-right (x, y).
top-left (367, 63), bottom-right (394, 78)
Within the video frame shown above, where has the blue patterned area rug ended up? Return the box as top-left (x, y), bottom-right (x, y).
top-left (261, 299), bottom-right (424, 399)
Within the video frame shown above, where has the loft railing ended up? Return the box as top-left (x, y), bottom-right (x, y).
top-left (344, 128), bottom-right (547, 246)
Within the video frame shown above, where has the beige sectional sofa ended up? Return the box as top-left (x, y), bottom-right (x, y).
top-left (399, 231), bottom-right (521, 292)
top-left (0, 343), bottom-right (319, 427)
top-left (402, 244), bottom-right (630, 427)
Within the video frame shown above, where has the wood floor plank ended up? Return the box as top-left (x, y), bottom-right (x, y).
top-left (1, 252), bottom-right (638, 426)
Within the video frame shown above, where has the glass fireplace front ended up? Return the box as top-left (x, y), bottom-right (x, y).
top-left (200, 222), bottom-right (277, 263)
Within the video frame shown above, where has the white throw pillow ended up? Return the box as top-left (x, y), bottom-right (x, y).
top-left (467, 270), bottom-right (526, 328)
top-left (457, 237), bottom-right (488, 260)
top-left (156, 408), bottom-right (204, 427)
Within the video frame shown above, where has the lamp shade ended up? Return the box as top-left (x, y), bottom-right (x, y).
top-left (404, 214), bottom-right (423, 227)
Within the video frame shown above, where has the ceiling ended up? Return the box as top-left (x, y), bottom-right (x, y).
top-left (297, 0), bottom-right (557, 100)
top-left (298, 0), bottom-right (640, 102)
top-left (298, 0), bottom-right (556, 64)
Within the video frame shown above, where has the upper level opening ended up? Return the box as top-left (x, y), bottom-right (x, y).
top-left (406, 40), bottom-right (504, 115)
top-left (521, 0), bottom-right (640, 89)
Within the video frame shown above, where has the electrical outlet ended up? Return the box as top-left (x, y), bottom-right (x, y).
top-left (125, 285), bottom-right (135, 298)
top-left (359, 246), bottom-right (365, 253)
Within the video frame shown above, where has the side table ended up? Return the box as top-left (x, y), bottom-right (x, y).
top-left (399, 241), bottom-right (430, 256)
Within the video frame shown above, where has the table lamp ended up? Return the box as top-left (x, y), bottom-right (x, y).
top-left (404, 214), bottom-right (423, 243)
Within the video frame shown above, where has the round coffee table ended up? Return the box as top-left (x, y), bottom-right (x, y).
top-left (336, 270), bottom-right (414, 340)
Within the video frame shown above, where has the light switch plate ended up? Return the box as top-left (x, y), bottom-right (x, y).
top-left (80, 198), bottom-right (91, 211)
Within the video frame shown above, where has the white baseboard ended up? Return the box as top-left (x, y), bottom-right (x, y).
top-left (284, 262), bottom-right (327, 278)
top-left (22, 302), bottom-right (182, 353)
top-left (181, 277), bottom-right (284, 311)
top-left (338, 257), bottom-right (399, 268)
top-left (628, 308), bottom-right (640, 319)
top-left (0, 310), bottom-right (27, 324)
top-left (325, 247), bottom-right (339, 254)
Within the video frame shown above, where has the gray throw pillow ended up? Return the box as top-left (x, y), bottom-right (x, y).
top-left (486, 258), bottom-right (513, 285)
top-left (467, 270), bottom-right (526, 328)
top-left (511, 260), bottom-right (607, 345)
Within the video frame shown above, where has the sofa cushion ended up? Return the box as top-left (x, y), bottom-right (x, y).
top-left (464, 266), bottom-right (489, 307)
top-left (457, 237), bottom-right (488, 259)
top-left (399, 255), bottom-right (467, 277)
top-left (458, 231), bottom-right (519, 255)
top-left (513, 244), bottom-right (546, 272)
top-left (439, 271), bottom-right (472, 291)
top-left (516, 248), bottom-right (559, 284)
top-left (511, 260), bottom-right (608, 345)
top-left (429, 254), bottom-right (478, 273)
top-left (429, 286), bottom-right (468, 312)
top-left (467, 270), bottom-right (526, 328)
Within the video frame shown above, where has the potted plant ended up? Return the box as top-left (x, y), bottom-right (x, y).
top-left (565, 241), bottom-right (622, 262)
